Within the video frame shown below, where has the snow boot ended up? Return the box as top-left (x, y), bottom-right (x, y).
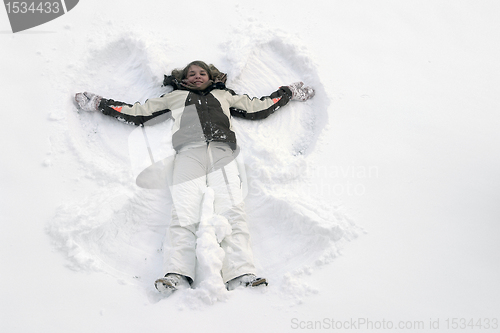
top-left (226, 274), bottom-right (268, 291)
top-left (155, 273), bottom-right (190, 295)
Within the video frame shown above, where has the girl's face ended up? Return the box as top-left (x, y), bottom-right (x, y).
top-left (185, 65), bottom-right (210, 87)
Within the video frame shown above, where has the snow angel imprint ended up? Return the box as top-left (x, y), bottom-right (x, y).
top-left (74, 60), bottom-right (315, 296)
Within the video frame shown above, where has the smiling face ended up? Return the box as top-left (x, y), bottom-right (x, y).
top-left (185, 65), bottom-right (210, 87)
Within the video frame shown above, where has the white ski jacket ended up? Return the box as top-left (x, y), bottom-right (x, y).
top-left (99, 84), bottom-right (293, 151)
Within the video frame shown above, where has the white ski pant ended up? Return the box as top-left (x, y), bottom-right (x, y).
top-left (163, 142), bottom-right (256, 283)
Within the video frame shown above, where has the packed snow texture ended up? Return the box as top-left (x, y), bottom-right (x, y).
top-left (46, 31), bottom-right (359, 308)
top-left (2, 1), bottom-right (500, 332)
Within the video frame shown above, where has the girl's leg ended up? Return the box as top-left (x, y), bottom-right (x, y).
top-left (207, 144), bottom-right (257, 283)
top-left (163, 147), bottom-right (206, 282)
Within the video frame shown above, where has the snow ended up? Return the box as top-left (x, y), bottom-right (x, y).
top-left (1, 0), bottom-right (500, 332)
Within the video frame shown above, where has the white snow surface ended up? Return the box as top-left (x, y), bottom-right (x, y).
top-left (1, 1), bottom-right (500, 332)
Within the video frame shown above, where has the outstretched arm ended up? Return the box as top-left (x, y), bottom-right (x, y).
top-left (228, 82), bottom-right (315, 120)
top-left (75, 92), bottom-right (171, 126)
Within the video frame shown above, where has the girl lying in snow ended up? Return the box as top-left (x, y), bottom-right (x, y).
top-left (75, 60), bottom-right (315, 296)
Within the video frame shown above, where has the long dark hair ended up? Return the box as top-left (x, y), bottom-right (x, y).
top-left (171, 60), bottom-right (224, 81)
top-left (163, 61), bottom-right (225, 89)
top-left (182, 60), bottom-right (212, 80)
